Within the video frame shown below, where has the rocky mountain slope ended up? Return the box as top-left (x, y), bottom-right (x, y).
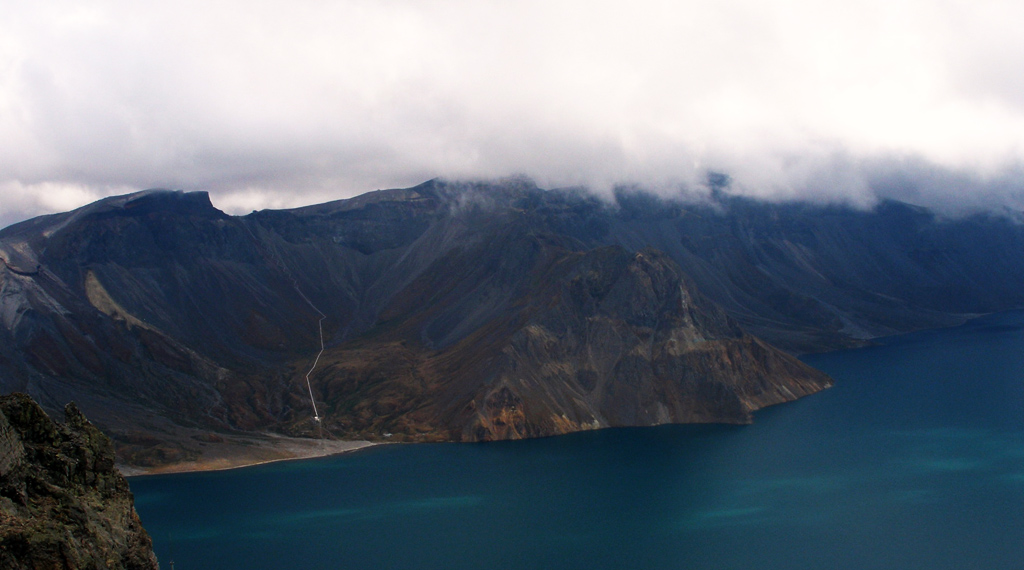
top-left (1, 179), bottom-right (1022, 466)
top-left (0, 393), bottom-right (158, 569)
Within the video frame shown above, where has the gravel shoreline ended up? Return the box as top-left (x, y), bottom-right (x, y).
top-left (120, 435), bottom-right (377, 476)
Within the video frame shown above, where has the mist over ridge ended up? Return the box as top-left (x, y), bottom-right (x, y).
top-left (3, 1), bottom-right (1024, 227)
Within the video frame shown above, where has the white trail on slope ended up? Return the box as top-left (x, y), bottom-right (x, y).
top-left (299, 294), bottom-right (325, 423)
top-left (242, 221), bottom-right (325, 425)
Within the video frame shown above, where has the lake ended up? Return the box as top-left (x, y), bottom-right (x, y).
top-left (131, 311), bottom-right (1024, 569)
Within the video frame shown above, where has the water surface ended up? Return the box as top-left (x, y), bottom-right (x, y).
top-left (132, 311), bottom-right (1024, 569)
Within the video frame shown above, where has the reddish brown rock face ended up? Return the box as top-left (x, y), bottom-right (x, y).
top-left (306, 238), bottom-right (830, 443)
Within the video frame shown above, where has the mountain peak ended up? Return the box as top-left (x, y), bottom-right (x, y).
top-left (102, 189), bottom-right (226, 219)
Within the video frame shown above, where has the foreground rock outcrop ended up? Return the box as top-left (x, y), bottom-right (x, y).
top-left (0, 393), bottom-right (158, 570)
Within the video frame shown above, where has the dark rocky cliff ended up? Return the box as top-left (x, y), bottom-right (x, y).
top-left (1, 180), bottom-right (1023, 467)
top-left (0, 393), bottom-right (158, 569)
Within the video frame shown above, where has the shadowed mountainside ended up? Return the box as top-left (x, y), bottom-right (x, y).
top-left (1, 179), bottom-right (1022, 466)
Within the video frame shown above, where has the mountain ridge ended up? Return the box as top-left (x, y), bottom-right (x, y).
top-left (3, 180), bottom-right (1023, 468)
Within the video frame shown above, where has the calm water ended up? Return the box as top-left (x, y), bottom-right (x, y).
top-left (131, 312), bottom-right (1024, 570)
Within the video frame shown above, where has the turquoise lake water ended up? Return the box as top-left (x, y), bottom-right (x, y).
top-left (131, 311), bottom-right (1024, 569)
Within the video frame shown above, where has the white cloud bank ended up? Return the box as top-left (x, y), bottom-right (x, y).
top-left (3, 0), bottom-right (1024, 227)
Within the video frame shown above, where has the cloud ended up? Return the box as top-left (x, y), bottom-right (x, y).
top-left (0, 181), bottom-right (124, 229)
top-left (3, 0), bottom-right (1024, 225)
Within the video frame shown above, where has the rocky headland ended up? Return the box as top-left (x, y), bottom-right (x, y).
top-left (0, 392), bottom-right (158, 569)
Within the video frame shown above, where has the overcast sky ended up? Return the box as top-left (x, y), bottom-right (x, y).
top-left (3, 0), bottom-right (1024, 227)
